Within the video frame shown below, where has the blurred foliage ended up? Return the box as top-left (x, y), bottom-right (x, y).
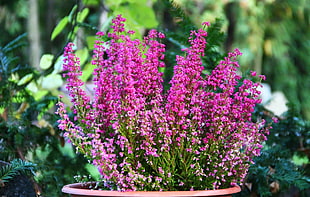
top-left (173, 0), bottom-right (310, 120)
top-left (0, 1), bottom-right (163, 196)
top-left (0, 34), bottom-right (55, 160)
top-left (236, 147), bottom-right (310, 197)
top-left (154, 0), bottom-right (225, 90)
top-left (0, 34), bottom-right (89, 196)
top-left (235, 104), bottom-right (310, 196)
top-left (266, 103), bottom-right (310, 156)
top-left (0, 0), bottom-right (28, 41)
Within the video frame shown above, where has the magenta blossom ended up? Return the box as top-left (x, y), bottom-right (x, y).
top-left (56, 15), bottom-right (271, 191)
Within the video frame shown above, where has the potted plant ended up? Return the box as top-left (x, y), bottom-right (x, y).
top-left (56, 15), bottom-right (272, 196)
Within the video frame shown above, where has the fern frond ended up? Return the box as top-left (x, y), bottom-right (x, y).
top-left (0, 159), bottom-right (36, 184)
top-left (2, 33), bottom-right (28, 53)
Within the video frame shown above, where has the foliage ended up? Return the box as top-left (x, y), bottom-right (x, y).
top-left (0, 159), bottom-right (36, 186)
top-left (0, 34), bottom-right (54, 159)
top-left (154, 0), bottom-right (226, 90)
top-left (56, 15), bottom-right (272, 191)
top-left (253, 0), bottom-right (310, 120)
top-left (51, 4), bottom-right (92, 42)
top-left (172, 0), bottom-right (310, 120)
top-left (32, 144), bottom-right (89, 196)
top-left (0, 33), bottom-right (29, 107)
top-left (0, 0), bottom-right (28, 45)
top-left (106, 0), bottom-right (158, 38)
top-left (236, 147), bottom-right (310, 197)
top-left (247, 1), bottom-right (308, 119)
top-left (265, 103), bottom-right (310, 156)
top-left (235, 104), bottom-right (310, 196)
top-left (4, 1), bottom-right (162, 195)
top-left (0, 34), bottom-right (90, 196)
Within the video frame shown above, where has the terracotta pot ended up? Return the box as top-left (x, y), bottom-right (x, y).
top-left (62, 183), bottom-right (241, 197)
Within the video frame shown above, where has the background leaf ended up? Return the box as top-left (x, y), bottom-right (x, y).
top-left (51, 16), bottom-right (69, 41)
top-left (39, 54), bottom-right (54, 70)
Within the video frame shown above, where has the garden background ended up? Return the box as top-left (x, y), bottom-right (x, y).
top-left (0, 0), bottom-right (309, 196)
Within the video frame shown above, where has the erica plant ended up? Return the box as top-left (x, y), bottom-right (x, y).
top-left (56, 15), bottom-right (270, 191)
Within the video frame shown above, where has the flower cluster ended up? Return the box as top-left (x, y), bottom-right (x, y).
top-left (56, 15), bottom-right (270, 191)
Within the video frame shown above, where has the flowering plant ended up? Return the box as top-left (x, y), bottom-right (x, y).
top-left (56, 15), bottom-right (270, 191)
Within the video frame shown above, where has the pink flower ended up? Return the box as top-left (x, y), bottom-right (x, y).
top-left (259, 75), bottom-right (266, 80)
top-left (202, 21), bottom-right (211, 26)
top-left (56, 15), bottom-right (271, 191)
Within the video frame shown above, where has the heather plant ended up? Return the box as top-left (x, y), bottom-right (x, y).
top-left (56, 15), bottom-right (271, 191)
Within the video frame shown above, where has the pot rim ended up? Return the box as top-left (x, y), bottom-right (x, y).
top-left (62, 182), bottom-right (241, 196)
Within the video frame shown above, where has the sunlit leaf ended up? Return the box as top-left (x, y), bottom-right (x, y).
top-left (113, 2), bottom-right (158, 38)
top-left (33, 90), bottom-right (48, 101)
top-left (41, 73), bottom-right (63, 90)
top-left (40, 54), bottom-right (54, 70)
top-left (126, 0), bottom-right (147, 4)
top-left (82, 0), bottom-right (100, 6)
top-left (68, 5), bottom-right (77, 23)
top-left (158, 67), bottom-right (165, 73)
top-left (75, 48), bottom-right (89, 66)
top-left (86, 163), bottom-right (101, 181)
top-left (10, 73), bottom-right (19, 83)
top-left (81, 63), bottom-right (96, 82)
top-left (26, 81), bottom-right (39, 93)
top-left (77, 8), bottom-right (89, 23)
top-left (51, 16), bottom-right (69, 41)
top-left (86, 36), bottom-right (96, 50)
top-left (105, 0), bottom-right (123, 9)
top-left (17, 73), bottom-right (33, 86)
top-left (53, 55), bottom-right (64, 74)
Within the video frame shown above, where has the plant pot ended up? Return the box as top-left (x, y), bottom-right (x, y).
top-left (62, 183), bottom-right (241, 197)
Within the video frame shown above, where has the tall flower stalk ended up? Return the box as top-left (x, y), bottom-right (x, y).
top-left (56, 15), bottom-right (270, 191)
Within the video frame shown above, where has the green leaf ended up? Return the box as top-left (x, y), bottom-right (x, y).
top-left (158, 67), bottom-right (165, 73)
top-left (86, 36), bottom-right (96, 50)
top-left (77, 8), bottom-right (90, 23)
top-left (86, 163), bottom-right (101, 181)
top-left (75, 48), bottom-right (89, 66)
top-left (53, 56), bottom-right (64, 74)
top-left (51, 16), bottom-right (69, 41)
top-left (292, 154), bottom-right (309, 166)
top-left (26, 81), bottom-right (39, 93)
top-left (17, 73), bottom-right (33, 86)
top-left (81, 63), bottom-right (96, 82)
top-left (68, 26), bottom-right (79, 41)
top-left (113, 2), bottom-right (158, 38)
top-left (0, 107), bottom-right (4, 114)
top-left (40, 54), bottom-right (54, 70)
top-left (0, 159), bottom-right (36, 184)
top-left (105, 0), bottom-right (123, 9)
top-left (41, 74), bottom-right (63, 90)
top-left (128, 2), bottom-right (158, 28)
top-left (126, 0), bottom-right (147, 3)
top-left (14, 133), bottom-right (23, 146)
top-left (33, 90), bottom-right (49, 101)
top-left (68, 5), bottom-right (78, 23)
top-left (82, 0), bottom-right (100, 6)
top-left (26, 80), bottom-right (50, 100)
